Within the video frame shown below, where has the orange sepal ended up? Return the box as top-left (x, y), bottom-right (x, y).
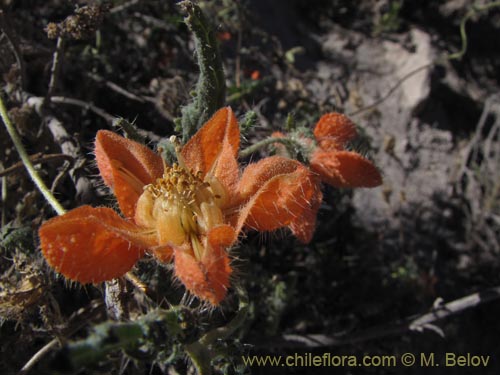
top-left (173, 228), bottom-right (233, 305)
top-left (181, 107), bottom-right (240, 176)
top-left (311, 150), bottom-right (382, 188)
top-left (313, 113), bottom-right (358, 150)
top-left (39, 206), bottom-right (155, 283)
top-left (236, 159), bottom-right (317, 233)
top-left (95, 130), bottom-right (164, 217)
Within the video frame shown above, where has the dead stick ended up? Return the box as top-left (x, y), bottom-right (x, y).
top-left (18, 300), bottom-right (105, 375)
top-left (0, 153), bottom-right (74, 177)
top-left (45, 117), bottom-right (95, 204)
top-left (109, 0), bottom-right (140, 14)
top-left (86, 72), bottom-right (145, 103)
top-left (257, 286), bottom-right (500, 348)
top-left (45, 36), bottom-right (65, 103)
top-left (46, 96), bottom-right (116, 123)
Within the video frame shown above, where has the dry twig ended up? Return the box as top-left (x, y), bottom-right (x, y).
top-left (18, 300), bottom-right (105, 375)
top-left (0, 153), bottom-right (74, 178)
top-left (45, 116), bottom-right (95, 204)
top-left (257, 286), bottom-right (500, 348)
top-left (45, 37), bottom-right (65, 103)
top-left (86, 72), bottom-right (146, 103)
top-left (109, 0), bottom-right (141, 15)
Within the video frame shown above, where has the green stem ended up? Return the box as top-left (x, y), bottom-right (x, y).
top-left (59, 308), bottom-right (185, 370)
top-left (239, 136), bottom-right (299, 159)
top-left (178, 1), bottom-right (225, 142)
top-left (68, 322), bottom-right (144, 367)
top-left (184, 342), bottom-right (212, 375)
top-left (446, 1), bottom-right (500, 61)
top-left (184, 287), bottom-right (249, 375)
top-left (200, 286), bottom-right (249, 346)
top-left (0, 95), bottom-right (66, 215)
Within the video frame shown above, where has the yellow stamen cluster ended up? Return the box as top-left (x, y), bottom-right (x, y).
top-left (147, 164), bottom-right (207, 212)
top-left (135, 163), bottom-right (225, 260)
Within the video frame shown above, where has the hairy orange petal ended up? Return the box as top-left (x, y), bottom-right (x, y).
top-left (173, 227), bottom-right (234, 305)
top-left (181, 107), bottom-right (240, 176)
top-left (150, 245), bottom-right (174, 263)
top-left (313, 113), bottom-right (358, 150)
top-left (271, 131), bottom-right (285, 138)
top-left (236, 161), bottom-right (317, 234)
top-left (237, 156), bottom-right (301, 202)
top-left (289, 176), bottom-right (323, 243)
top-left (95, 130), bottom-right (164, 217)
top-left (39, 206), bottom-right (155, 283)
top-left (208, 224), bottom-right (237, 248)
top-left (311, 150), bottom-right (382, 188)
top-left (108, 160), bottom-right (147, 219)
top-left (210, 139), bottom-right (240, 207)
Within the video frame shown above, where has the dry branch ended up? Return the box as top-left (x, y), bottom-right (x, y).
top-left (257, 286), bottom-right (500, 348)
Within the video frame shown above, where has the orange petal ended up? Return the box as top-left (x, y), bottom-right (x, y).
top-left (95, 130), bottom-right (164, 217)
top-left (271, 131), bottom-right (285, 138)
top-left (181, 107), bottom-right (240, 176)
top-left (289, 176), bottom-right (323, 243)
top-left (313, 113), bottom-right (358, 150)
top-left (311, 150), bottom-right (382, 188)
top-left (39, 206), bottom-right (155, 283)
top-left (210, 137), bottom-right (240, 208)
top-left (207, 224), bottom-right (237, 248)
top-left (173, 228), bottom-right (233, 305)
top-left (237, 156), bottom-right (301, 201)
top-left (150, 245), bottom-right (174, 263)
top-left (236, 159), bottom-right (318, 234)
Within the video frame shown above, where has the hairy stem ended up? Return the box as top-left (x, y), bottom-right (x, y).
top-left (239, 136), bottom-right (301, 159)
top-left (178, 1), bottom-right (225, 142)
top-left (185, 287), bottom-right (249, 375)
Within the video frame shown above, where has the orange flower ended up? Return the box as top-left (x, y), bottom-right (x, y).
top-left (216, 31), bottom-right (232, 41)
top-left (309, 113), bottom-right (382, 188)
top-left (272, 113), bottom-right (382, 241)
top-left (39, 107), bottom-right (319, 305)
top-left (250, 70), bottom-right (261, 80)
top-left (274, 112), bottom-right (382, 189)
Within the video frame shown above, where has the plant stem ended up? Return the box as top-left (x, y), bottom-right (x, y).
top-left (178, 1), bottom-right (225, 142)
top-left (239, 136), bottom-right (298, 159)
top-left (185, 287), bottom-right (249, 375)
top-left (0, 95), bottom-right (66, 215)
top-left (184, 342), bottom-right (212, 375)
top-left (200, 286), bottom-right (249, 346)
top-left (447, 1), bottom-right (500, 61)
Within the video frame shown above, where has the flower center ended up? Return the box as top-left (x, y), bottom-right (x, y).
top-left (135, 163), bottom-right (225, 260)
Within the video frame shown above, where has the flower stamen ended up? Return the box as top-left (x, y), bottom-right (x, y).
top-left (137, 163), bottom-right (225, 260)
